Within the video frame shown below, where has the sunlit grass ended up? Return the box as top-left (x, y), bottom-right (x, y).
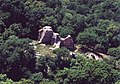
top-left (35, 44), bottom-right (56, 57)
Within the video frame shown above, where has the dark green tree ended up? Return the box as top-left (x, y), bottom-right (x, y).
top-left (108, 46), bottom-right (120, 59)
top-left (30, 72), bottom-right (43, 84)
top-left (55, 55), bottom-right (120, 84)
top-left (53, 47), bottom-right (70, 69)
top-left (0, 35), bottom-right (36, 80)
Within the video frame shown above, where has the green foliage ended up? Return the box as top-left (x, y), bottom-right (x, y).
top-left (40, 80), bottom-right (57, 84)
top-left (77, 19), bottom-right (120, 53)
top-left (108, 46), bottom-right (120, 58)
top-left (94, 44), bottom-right (106, 53)
top-left (55, 55), bottom-right (120, 84)
top-left (0, 10), bottom-right (10, 21)
top-left (17, 79), bottom-right (34, 84)
top-left (2, 23), bottom-right (30, 40)
top-left (0, 35), bottom-right (36, 80)
top-left (0, 74), bottom-right (34, 84)
top-left (45, 0), bottom-right (61, 8)
top-left (57, 26), bottom-right (74, 37)
top-left (30, 72), bottom-right (43, 83)
top-left (112, 34), bottom-right (120, 47)
top-left (1, 0), bottom-right (120, 41)
top-left (0, 0), bottom-right (120, 83)
top-left (116, 59), bottom-right (120, 69)
top-left (115, 80), bottom-right (120, 84)
top-left (0, 74), bottom-right (7, 82)
top-left (53, 47), bottom-right (69, 60)
top-left (2, 28), bottom-right (16, 40)
top-left (53, 47), bottom-right (70, 70)
top-left (0, 74), bottom-right (14, 84)
top-left (77, 31), bottom-right (98, 46)
top-left (35, 56), bottom-right (56, 78)
top-left (0, 20), bottom-right (6, 34)
top-left (8, 23), bottom-right (30, 37)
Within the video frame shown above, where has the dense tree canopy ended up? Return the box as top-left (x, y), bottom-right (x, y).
top-left (0, 35), bottom-right (36, 80)
top-left (0, 0), bottom-right (120, 83)
top-left (55, 55), bottom-right (120, 84)
top-left (0, 0), bottom-right (120, 51)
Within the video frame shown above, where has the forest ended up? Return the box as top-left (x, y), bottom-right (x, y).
top-left (0, 0), bottom-right (120, 84)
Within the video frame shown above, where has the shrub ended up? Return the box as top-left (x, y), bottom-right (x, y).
top-left (108, 46), bottom-right (120, 58)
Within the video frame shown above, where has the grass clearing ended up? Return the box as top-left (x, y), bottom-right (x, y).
top-left (35, 44), bottom-right (56, 57)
